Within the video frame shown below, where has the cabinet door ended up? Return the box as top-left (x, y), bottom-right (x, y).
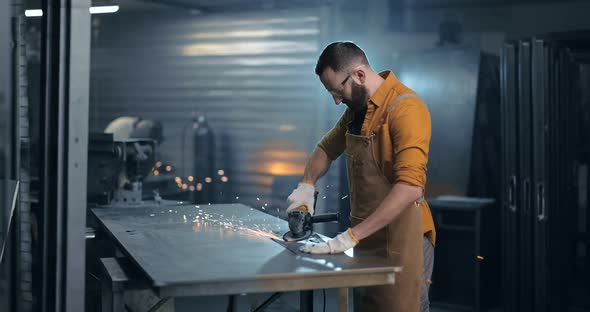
top-left (500, 42), bottom-right (520, 312)
top-left (517, 40), bottom-right (534, 312)
top-left (531, 38), bottom-right (548, 312)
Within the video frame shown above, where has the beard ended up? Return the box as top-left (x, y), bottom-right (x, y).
top-left (342, 80), bottom-right (369, 112)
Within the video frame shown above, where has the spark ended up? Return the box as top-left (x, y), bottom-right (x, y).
top-left (341, 195), bottom-right (349, 199)
top-left (240, 227), bottom-right (279, 240)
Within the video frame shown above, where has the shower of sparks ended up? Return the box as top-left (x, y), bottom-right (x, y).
top-left (191, 206), bottom-right (280, 240)
top-left (240, 227), bottom-right (280, 240)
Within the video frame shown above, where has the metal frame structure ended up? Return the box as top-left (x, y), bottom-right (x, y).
top-left (39, 0), bottom-right (90, 311)
top-left (1, 1), bottom-right (17, 311)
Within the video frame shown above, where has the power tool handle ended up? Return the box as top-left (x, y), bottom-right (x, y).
top-left (310, 213), bottom-right (339, 223)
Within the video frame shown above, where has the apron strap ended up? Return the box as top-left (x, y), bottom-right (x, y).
top-left (371, 93), bottom-right (419, 134)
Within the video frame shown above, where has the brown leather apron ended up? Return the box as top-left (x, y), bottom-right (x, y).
top-left (348, 93), bottom-right (423, 312)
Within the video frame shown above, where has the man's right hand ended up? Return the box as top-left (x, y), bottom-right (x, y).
top-left (286, 183), bottom-right (316, 215)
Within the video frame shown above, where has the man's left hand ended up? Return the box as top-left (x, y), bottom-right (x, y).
top-left (299, 228), bottom-right (359, 254)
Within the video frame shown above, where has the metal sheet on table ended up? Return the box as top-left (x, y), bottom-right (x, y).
top-left (92, 204), bottom-right (398, 291)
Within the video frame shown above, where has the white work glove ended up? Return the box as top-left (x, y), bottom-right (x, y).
top-left (299, 228), bottom-right (359, 254)
top-left (286, 183), bottom-right (316, 215)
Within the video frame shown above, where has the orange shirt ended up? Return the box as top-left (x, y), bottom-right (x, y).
top-left (317, 71), bottom-right (436, 245)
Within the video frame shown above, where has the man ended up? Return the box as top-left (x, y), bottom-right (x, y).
top-left (287, 42), bottom-right (436, 312)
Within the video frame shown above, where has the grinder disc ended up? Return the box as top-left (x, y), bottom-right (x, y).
top-left (283, 229), bottom-right (312, 242)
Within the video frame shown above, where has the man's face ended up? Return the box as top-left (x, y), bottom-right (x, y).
top-left (320, 66), bottom-right (369, 112)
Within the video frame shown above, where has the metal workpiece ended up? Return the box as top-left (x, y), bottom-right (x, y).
top-left (92, 203), bottom-right (399, 298)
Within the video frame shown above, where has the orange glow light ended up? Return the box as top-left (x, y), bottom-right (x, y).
top-left (165, 165), bottom-right (172, 172)
top-left (182, 184), bottom-right (188, 190)
top-left (188, 176), bottom-right (194, 182)
top-left (268, 161), bottom-right (304, 176)
top-left (205, 177), bottom-right (212, 183)
top-left (217, 169), bottom-right (225, 176)
top-left (221, 176), bottom-right (229, 183)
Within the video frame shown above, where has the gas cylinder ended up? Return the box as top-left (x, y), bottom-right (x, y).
top-left (185, 114), bottom-right (215, 204)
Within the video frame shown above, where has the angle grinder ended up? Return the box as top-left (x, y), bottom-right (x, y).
top-left (283, 191), bottom-right (339, 242)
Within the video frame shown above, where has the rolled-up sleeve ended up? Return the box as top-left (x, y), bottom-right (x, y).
top-left (388, 99), bottom-right (431, 188)
top-left (317, 110), bottom-right (350, 161)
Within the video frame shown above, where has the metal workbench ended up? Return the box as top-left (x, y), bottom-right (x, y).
top-left (91, 203), bottom-right (399, 311)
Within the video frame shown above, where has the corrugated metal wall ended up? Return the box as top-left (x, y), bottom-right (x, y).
top-left (89, 7), bottom-right (343, 216)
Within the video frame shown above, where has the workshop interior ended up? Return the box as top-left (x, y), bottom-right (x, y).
top-left (1, 0), bottom-right (590, 311)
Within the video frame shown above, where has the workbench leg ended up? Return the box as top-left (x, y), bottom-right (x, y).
top-left (300, 290), bottom-right (313, 312)
top-left (101, 279), bottom-right (125, 312)
top-left (338, 288), bottom-right (349, 312)
top-left (226, 295), bottom-right (238, 312)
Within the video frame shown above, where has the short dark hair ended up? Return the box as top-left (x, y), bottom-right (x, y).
top-left (315, 42), bottom-right (369, 76)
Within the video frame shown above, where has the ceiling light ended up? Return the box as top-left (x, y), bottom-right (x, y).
top-left (24, 9), bottom-right (43, 17)
top-left (89, 5), bottom-right (119, 14)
